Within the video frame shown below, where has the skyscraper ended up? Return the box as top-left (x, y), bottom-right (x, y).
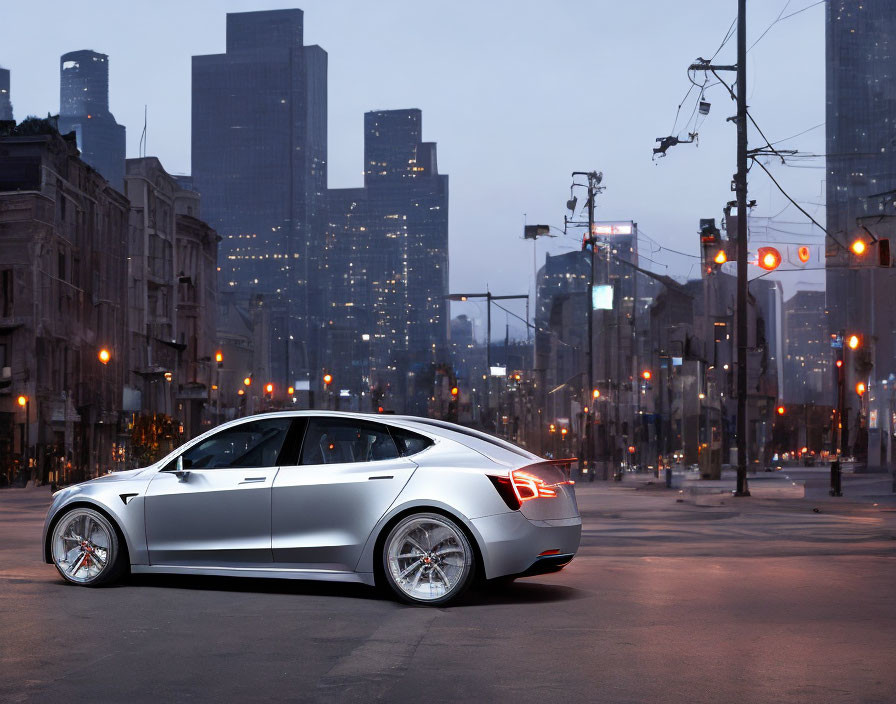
top-left (192, 9), bottom-right (328, 390)
top-left (0, 68), bottom-right (12, 121)
top-left (325, 109), bottom-right (449, 413)
top-left (57, 50), bottom-right (126, 190)
top-left (826, 1), bottom-right (896, 465)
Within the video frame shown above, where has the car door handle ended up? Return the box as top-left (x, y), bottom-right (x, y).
top-left (240, 477), bottom-right (267, 484)
top-left (368, 475), bottom-right (394, 480)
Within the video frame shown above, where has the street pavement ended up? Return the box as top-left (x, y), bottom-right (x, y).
top-left (2, 476), bottom-right (895, 704)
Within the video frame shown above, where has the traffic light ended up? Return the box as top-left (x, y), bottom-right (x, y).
top-left (856, 381), bottom-right (866, 396)
top-left (699, 219), bottom-right (726, 273)
top-left (98, 348), bottom-right (111, 364)
top-left (450, 386), bottom-right (459, 397)
top-left (757, 247), bottom-right (782, 271)
top-left (323, 373), bottom-right (332, 386)
top-left (265, 383), bottom-right (274, 395)
top-left (215, 350), bottom-right (223, 368)
top-left (287, 386), bottom-right (295, 395)
top-left (641, 370), bottom-right (652, 381)
top-left (776, 405), bottom-right (786, 416)
top-left (797, 245), bottom-right (811, 264)
top-left (847, 334), bottom-right (861, 350)
top-left (243, 376), bottom-right (252, 387)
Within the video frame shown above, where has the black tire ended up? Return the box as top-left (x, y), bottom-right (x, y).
top-left (50, 507), bottom-right (128, 587)
top-left (381, 512), bottom-right (475, 606)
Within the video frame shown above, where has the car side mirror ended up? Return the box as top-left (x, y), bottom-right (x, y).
top-left (175, 455), bottom-right (191, 482)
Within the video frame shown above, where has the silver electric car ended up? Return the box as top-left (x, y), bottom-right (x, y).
top-left (43, 412), bottom-right (581, 605)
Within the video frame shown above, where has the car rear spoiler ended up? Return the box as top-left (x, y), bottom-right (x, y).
top-left (519, 457), bottom-right (578, 480)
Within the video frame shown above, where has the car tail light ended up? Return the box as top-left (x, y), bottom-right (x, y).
top-left (511, 470), bottom-right (558, 501)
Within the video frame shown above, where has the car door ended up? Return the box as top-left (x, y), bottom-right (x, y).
top-left (271, 417), bottom-right (418, 571)
top-left (145, 417), bottom-right (297, 566)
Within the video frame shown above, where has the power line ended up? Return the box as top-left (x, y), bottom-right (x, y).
top-left (748, 0), bottom-right (824, 52)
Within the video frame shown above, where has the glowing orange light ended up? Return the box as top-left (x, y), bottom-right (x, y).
top-left (323, 373), bottom-right (332, 386)
top-left (757, 247), bottom-right (782, 271)
top-left (847, 334), bottom-right (861, 350)
top-left (514, 374), bottom-right (521, 381)
top-left (450, 386), bottom-right (459, 396)
top-left (549, 423), bottom-right (556, 433)
top-left (801, 446), bottom-right (809, 454)
top-left (215, 350), bottom-right (223, 363)
top-left (713, 249), bottom-right (727, 265)
top-left (628, 445), bottom-right (636, 454)
top-left (237, 389), bottom-right (245, 396)
top-left (641, 370), bottom-right (652, 380)
top-left (798, 246), bottom-right (810, 263)
top-left (836, 360), bottom-right (843, 368)
top-left (265, 383), bottom-right (274, 394)
top-left (851, 239), bottom-right (867, 256)
top-left (17, 395), bottom-right (27, 407)
top-left (561, 427), bottom-right (568, 436)
top-left (98, 348), bottom-right (111, 364)
top-left (777, 406), bottom-right (786, 415)
top-left (287, 386), bottom-right (295, 395)
top-left (592, 389), bottom-right (600, 399)
top-left (243, 377), bottom-right (252, 387)
top-left (377, 406), bottom-right (384, 413)
top-left (856, 382), bottom-right (866, 396)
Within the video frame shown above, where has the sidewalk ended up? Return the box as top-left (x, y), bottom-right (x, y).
top-left (575, 465), bottom-right (896, 507)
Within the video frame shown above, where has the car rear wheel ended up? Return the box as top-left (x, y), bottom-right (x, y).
top-left (50, 508), bottom-right (126, 586)
top-left (382, 512), bottom-right (474, 605)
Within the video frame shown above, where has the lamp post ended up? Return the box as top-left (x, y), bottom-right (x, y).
top-left (447, 292), bottom-right (528, 430)
top-left (215, 351), bottom-right (223, 425)
top-left (17, 394), bottom-right (29, 478)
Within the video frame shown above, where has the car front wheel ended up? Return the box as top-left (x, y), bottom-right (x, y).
top-left (50, 508), bottom-right (126, 586)
top-left (382, 512), bottom-right (474, 605)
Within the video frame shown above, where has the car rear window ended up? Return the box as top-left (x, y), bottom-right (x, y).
top-left (390, 427), bottom-right (433, 457)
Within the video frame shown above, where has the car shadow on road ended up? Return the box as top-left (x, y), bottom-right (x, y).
top-left (124, 573), bottom-right (382, 601)
top-left (462, 579), bottom-right (589, 607)
top-left (117, 573), bottom-right (587, 607)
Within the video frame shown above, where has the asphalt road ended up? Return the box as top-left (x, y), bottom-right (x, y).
top-left (2, 483), bottom-right (895, 704)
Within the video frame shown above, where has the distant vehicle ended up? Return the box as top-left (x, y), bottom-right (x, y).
top-left (43, 412), bottom-right (581, 605)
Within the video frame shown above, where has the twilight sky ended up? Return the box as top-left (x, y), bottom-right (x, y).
top-left (0, 0), bottom-right (826, 340)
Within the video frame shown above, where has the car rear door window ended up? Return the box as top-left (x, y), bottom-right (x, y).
top-left (390, 427), bottom-right (433, 457)
top-left (300, 419), bottom-right (400, 465)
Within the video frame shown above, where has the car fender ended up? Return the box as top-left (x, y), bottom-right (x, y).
top-left (43, 481), bottom-right (149, 566)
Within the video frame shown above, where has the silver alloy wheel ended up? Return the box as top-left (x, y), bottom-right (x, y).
top-left (51, 509), bottom-right (114, 585)
top-left (385, 514), bottom-right (471, 602)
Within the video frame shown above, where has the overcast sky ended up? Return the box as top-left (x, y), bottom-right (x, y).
top-left (0, 0), bottom-right (826, 339)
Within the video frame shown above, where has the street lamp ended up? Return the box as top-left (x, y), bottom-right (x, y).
top-left (98, 348), bottom-right (111, 365)
top-left (17, 394), bottom-right (29, 475)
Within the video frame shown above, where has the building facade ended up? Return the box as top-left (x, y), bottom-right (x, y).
top-left (192, 9), bottom-right (328, 392)
top-left (0, 67), bottom-right (12, 121)
top-left (57, 50), bottom-right (126, 191)
top-left (0, 120), bottom-right (129, 484)
top-left (123, 158), bottom-right (219, 451)
top-left (783, 290), bottom-right (828, 405)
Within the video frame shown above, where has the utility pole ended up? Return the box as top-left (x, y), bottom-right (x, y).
top-left (572, 171), bottom-right (601, 479)
top-left (689, 0), bottom-right (750, 496)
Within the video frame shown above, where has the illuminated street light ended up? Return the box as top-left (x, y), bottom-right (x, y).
top-left (287, 386), bottom-right (295, 395)
top-left (856, 381), bottom-right (866, 396)
top-left (713, 249), bottom-right (727, 265)
top-left (265, 383), bottom-right (274, 394)
top-left (450, 386), bottom-right (459, 397)
top-left (243, 377), bottom-right (252, 387)
top-left (17, 395), bottom-right (27, 407)
top-left (851, 239), bottom-right (867, 256)
top-left (592, 389), bottom-right (600, 399)
top-left (98, 348), bottom-right (111, 364)
top-left (641, 370), bottom-right (652, 381)
top-left (323, 373), bottom-right (333, 386)
top-left (777, 405), bottom-right (786, 415)
top-left (847, 334), bottom-right (861, 350)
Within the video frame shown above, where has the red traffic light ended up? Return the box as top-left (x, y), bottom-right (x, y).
top-left (757, 247), bottom-right (782, 271)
